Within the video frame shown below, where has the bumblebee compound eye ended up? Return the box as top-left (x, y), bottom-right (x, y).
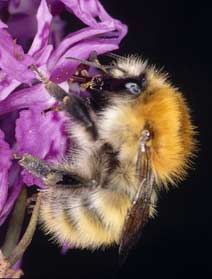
top-left (125, 73), bottom-right (147, 95)
top-left (92, 72), bottom-right (147, 94)
top-left (125, 82), bottom-right (141, 95)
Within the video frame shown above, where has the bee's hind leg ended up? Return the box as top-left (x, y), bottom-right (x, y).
top-left (17, 153), bottom-right (96, 188)
top-left (17, 153), bottom-right (63, 184)
top-left (27, 193), bottom-right (37, 214)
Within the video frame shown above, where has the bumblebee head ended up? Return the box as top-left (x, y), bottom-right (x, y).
top-left (95, 55), bottom-right (196, 187)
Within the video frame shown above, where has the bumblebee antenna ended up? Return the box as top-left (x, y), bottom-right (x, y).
top-left (66, 55), bottom-right (128, 76)
top-left (66, 56), bottom-right (112, 73)
top-left (104, 53), bottom-right (128, 74)
top-left (105, 52), bottom-right (127, 61)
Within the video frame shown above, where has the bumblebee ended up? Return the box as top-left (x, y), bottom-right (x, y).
top-left (19, 53), bottom-right (196, 260)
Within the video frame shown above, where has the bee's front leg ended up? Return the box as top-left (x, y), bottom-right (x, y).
top-left (31, 65), bottom-right (97, 139)
top-left (17, 153), bottom-right (97, 188)
top-left (45, 81), bottom-right (97, 139)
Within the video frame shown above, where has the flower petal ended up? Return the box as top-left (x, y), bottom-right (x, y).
top-left (0, 28), bottom-right (35, 83)
top-left (48, 25), bottom-right (117, 70)
top-left (8, 0), bottom-right (39, 15)
top-left (61, 0), bottom-right (113, 26)
top-left (7, 14), bottom-right (37, 42)
top-left (15, 109), bottom-right (70, 186)
top-left (0, 111), bottom-right (18, 146)
top-left (50, 39), bottom-right (118, 82)
top-left (49, 15), bottom-right (65, 48)
top-left (0, 71), bottom-right (20, 101)
top-left (0, 173), bottom-right (23, 226)
top-left (0, 129), bottom-right (12, 214)
top-left (0, 84), bottom-right (55, 116)
top-left (28, 0), bottom-right (52, 60)
top-left (60, 0), bottom-right (127, 39)
top-left (0, 1), bottom-right (8, 10)
top-left (0, 171), bottom-right (9, 215)
top-left (0, 0), bottom-right (128, 229)
top-left (0, 19), bottom-right (7, 29)
top-left (32, 45), bottom-right (53, 65)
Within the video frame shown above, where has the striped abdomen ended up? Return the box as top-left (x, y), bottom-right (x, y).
top-left (39, 187), bottom-right (131, 249)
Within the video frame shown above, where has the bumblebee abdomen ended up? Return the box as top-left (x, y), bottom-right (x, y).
top-left (39, 187), bottom-right (131, 249)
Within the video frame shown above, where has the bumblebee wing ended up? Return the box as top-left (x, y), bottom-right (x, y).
top-left (119, 145), bottom-right (154, 264)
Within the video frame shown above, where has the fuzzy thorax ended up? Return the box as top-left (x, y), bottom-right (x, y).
top-left (98, 60), bottom-right (196, 187)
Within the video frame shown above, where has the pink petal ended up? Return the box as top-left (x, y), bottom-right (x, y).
top-left (28, 0), bottom-right (53, 61)
top-left (0, 0), bottom-right (128, 228)
top-left (0, 111), bottom-right (18, 146)
top-left (0, 171), bottom-right (9, 215)
top-left (49, 15), bottom-right (65, 48)
top-left (0, 19), bottom-right (7, 29)
top-left (0, 28), bottom-right (35, 83)
top-left (0, 174), bottom-right (23, 226)
top-left (48, 0), bottom-right (65, 16)
top-left (0, 129), bottom-right (12, 214)
top-left (15, 109), bottom-right (70, 186)
top-left (61, 0), bottom-right (113, 26)
top-left (61, 0), bottom-right (127, 40)
top-left (0, 84), bottom-right (55, 116)
top-left (7, 14), bottom-right (37, 41)
top-left (8, 0), bottom-right (39, 15)
top-left (48, 25), bottom-right (117, 70)
top-left (50, 39), bottom-right (118, 82)
top-left (32, 45), bottom-right (53, 65)
top-left (0, 71), bottom-right (20, 101)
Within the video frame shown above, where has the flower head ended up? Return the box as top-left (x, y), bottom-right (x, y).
top-left (0, 0), bottom-right (127, 225)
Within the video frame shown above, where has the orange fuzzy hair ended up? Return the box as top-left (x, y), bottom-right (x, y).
top-left (139, 71), bottom-right (196, 186)
top-left (101, 58), bottom-right (197, 189)
top-left (114, 69), bottom-right (196, 187)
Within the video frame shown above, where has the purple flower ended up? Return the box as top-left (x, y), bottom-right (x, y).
top-left (0, 129), bottom-right (12, 215)
top-left (0, 0), bottom-right (127, 226)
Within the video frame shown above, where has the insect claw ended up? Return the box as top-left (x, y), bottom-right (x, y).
top-left (13, 153), bottom-right (22, 160)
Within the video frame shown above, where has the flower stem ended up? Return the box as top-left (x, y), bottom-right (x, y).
top-left (1, 187), bottom-right (27, 258)
top-left (7, 193), bottom-right (41, 266)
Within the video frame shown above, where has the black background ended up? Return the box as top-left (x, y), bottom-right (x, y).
top-left (22, 0), bottom-right (211, 278)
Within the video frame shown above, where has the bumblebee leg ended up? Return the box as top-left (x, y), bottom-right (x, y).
top-left (18, 153), bottom-right (96, 187)
top-left (18, 153), bottom-right (62, 184)
top-left (27, 194), bottom-right (37, 214)
top-left (31, 65), bottom-right (97, 139)
top-left (62, 95), bottom-right (98, 139)
top-left (88, 51), bottom-right (102, 66)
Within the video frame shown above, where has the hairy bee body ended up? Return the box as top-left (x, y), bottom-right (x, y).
top-left (40, 125), bottom-right (144, 248)
top-left (19, 56), bottom-right (195, 251)
top-left (37, 56), bottom-right (195, 249)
